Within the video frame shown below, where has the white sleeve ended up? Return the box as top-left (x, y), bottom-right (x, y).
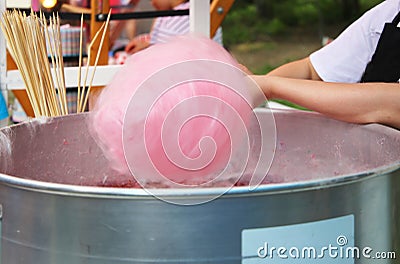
top-left (310, 0), bottom-right (400, 83)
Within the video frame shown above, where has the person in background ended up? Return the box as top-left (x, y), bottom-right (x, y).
top-left (109, 0), bottom-right (140, 49)
top-left (124, 0), bottom-right (223, 54)
top-left (248, 0), bottom-right (400, 129)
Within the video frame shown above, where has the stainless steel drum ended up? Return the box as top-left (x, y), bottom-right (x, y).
top-left (0, 108), bottom-right (399, 264)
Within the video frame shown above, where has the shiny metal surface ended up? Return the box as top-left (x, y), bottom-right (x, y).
top-left (0, 109), bottom-right (399, 263)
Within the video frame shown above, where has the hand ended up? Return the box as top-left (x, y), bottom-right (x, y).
top-left (124, 39), bottom-right (150, 54)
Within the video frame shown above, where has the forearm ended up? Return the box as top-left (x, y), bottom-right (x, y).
top-left (267, 57), bottom-right (321, 81)
top-left (252, 75), bottom-right (400, 129)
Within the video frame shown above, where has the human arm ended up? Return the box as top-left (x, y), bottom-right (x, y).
top-left (251, 74), bottom-right (400, 129)
top-left (124, 38), bottom-right (151, 54)
top-left (247, 0), bottom-right (400, 128)
top-left (110, 20), bottom-right (130, 49)
top-left (125, 17), bottom-right (156, 54)
top-left (267, 57), bottom-right (322, 80)
top-left (240, 57), bottom-right (321, 80)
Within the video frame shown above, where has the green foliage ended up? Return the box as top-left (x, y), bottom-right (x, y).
top-left (222, 3), bottom-right (272, 47)
top-left (253, 64), bottom-right (276, 75)
top-left (222, 0), bottom-right (383, 47)
top-left (360, 0), bottom-right (384, 11)
top-left (271, 99), bottom-right (311, 111)
top-left (293, 1), bottom-right (319, 26)
top-left (264, 18), bottom-right (287, 35)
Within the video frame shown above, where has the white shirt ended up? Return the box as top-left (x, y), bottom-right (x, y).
top-left (150, 2), bottom-right (223, 45)
top-left (310, 0), bottom-right (400, 83)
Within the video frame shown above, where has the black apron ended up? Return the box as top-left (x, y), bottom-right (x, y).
top-left (360, 11), bottom-right (400, 82)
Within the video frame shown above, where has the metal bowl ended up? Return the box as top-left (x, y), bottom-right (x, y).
top-left (0, 108), bottom-right (399, 263)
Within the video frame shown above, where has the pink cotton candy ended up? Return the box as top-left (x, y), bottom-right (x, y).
top-left (89, 35), bottom-right (253, 187)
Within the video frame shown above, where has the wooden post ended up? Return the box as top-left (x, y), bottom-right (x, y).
top-left (7, 53), bottom-right (35, 117)
top-left (210, 0), bottom-right (234, 38)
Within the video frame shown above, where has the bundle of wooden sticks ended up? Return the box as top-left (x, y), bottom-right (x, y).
top-left (0, 10), bottom-right (110, 117)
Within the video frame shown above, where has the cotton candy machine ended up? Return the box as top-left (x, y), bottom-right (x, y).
top-left (0, 108), bottom-right (399, 264)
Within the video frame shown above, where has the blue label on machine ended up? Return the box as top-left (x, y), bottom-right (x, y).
top-left (242, 215), bottom-right (355, 264)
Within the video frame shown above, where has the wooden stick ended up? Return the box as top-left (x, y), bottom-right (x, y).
top-left (55, 13), bottom-right (68, 115)
top-left (78, 21), bottom-right (106, 112)
top-left (50, 14), bottom-right (66, 115)
top-left (6, 12), bottom-right (41, 116)
top-left (77, 14), bottom-right (84, 113)
top-left (81, 9), bottom-right (111, 112)
top-left (17, 11), bottom-right (43, 116)
top-left (45, 14), bottom-right (60, 116)
top-left (1, 9), bottom-right (108, 116)
top-left (1, 11), bottom-right (40, 116)
top-left (36, 12), bottom-right (55, 116)
top-left (0, 10), bottom-right (60, 117)
top-left (35, 12), bottom-right (52, 116)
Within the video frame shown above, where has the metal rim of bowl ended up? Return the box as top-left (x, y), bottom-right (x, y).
top-left (0, 109), bottom-right (399, 200)
top-left (0, 162), bottom-right (398, 199)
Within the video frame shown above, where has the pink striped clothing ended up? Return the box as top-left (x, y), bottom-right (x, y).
top-left (150, 2), bottom-right (223, 45)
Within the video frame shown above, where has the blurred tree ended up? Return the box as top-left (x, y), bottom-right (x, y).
top-left (254, 0), bottom-right (274, 17)
top-left (222, 0), bottom-right (382, 46)
top-left (341, 0), bottom-right (360, 19)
